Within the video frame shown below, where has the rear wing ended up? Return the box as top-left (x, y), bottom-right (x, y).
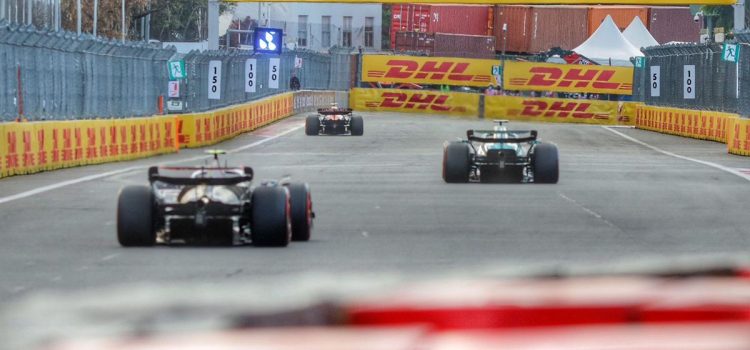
top-left (318, 108), bottom-right (353, 115)
top-left (148, 166), bottom-right (253, 185)
top-left (467, 129), bottom-right (538, 143)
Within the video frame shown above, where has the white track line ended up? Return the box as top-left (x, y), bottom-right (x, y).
top-left (603, 126), bottom-right (750, 182)
top-left (0, 124), bottom-right (303, 205)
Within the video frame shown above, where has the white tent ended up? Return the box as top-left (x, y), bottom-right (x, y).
top-left (623, 17), bottom-right (659, 50)
top-left (573, 15), bottom-right (644, 66)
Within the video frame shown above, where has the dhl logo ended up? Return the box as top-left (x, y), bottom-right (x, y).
top-left (364, 92), bottom-right (464, 112)
top-left (513, 100), bottom-right (610, 119)
top-left (508, 67), bottom-right (632, 92)
top-left (367, 59), bottom-right (491, 84)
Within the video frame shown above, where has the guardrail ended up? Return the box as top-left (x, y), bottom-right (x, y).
top-left (0, 90), bottom-right (342, 179)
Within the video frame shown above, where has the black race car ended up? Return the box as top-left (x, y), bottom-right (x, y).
top-left (117, 151), bottom-right (313, 247)
top-left (306, 105), bottom-right (363, 136)
top-left (442, 120), bottom-right (559, 184)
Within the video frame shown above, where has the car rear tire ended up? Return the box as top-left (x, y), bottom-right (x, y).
top-left (350, 116), bottom-right (364, 136)
top-left (305, 116), bottom-right (319, 136)
top-left (533, 143), bottom-right (559, 184)
top-left (443, 142), bottom-right (471, 183)
top-left (117, 185), bottom-right (155, 247)
top-left (287, 183), bottom-right (313, 241)
top-left (251, 186), bottom-right (291, 247)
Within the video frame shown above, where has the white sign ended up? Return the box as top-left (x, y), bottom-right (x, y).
top-left (245, 59), bottom-right (257, 93)
top-left (683, 65), bottom-right (696, 99)
top-left (269, 58), bottom-right (280, 89)
top-left (168, 81), bottom-right (180, 98)
top-left (294, 56), bottom-right (303, 68)
top-left (167, 100), bottom-right (183, 111)
top-left (650, 66), bottom-right (661, 97)
top-left (208, 60), bottom-right (222, 100)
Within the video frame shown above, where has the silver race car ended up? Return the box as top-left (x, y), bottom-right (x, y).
top-left (443, 120), bottom-right (559, 183)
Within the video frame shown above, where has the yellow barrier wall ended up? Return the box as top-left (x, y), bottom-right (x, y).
top-left (503, 61), bottom-right (633, 95)
top-left (350, 88), bottom-right (479, 117)
top-left (0, 91), bottom-right (339, 179)
top-left (728, 117), bottom-right (750, 156)
top-left (485, 95), bottom-right (638, 125)
top-left (635, 105), bottom-right (750, 157)
top-left (362, 55), bottom-right (499, 87)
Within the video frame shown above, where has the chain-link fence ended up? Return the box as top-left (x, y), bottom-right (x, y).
top-left (634, 42), bottom-right (750, 116)
top-left (1, 20), bottom-right (353, 121)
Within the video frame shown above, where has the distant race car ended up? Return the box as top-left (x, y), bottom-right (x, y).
top-left (306, 104), bottom-right (364, 136)
top-left (117, 150), bottom-right (313, 247)
top-left (442, 120), bottom-right (559, 184)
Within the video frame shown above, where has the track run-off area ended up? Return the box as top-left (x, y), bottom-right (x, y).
top-left (0, 112), bottom-right (749, 302)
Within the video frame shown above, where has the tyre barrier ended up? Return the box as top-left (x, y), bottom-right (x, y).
top-left (0, 91), bottom-right (340, 179)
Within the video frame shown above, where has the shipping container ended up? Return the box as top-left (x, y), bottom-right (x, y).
top-left (649, 7), bottom-right (701, 44)
top-left (493, 5), bottom-right (533, 54)
top-left (433, 33), bottom-right (496, 59)
top-left (390, 4), bottom-right (492, 49)
top-left (588, 5), bottom-right (649, 35)
top-left (528, 6), bottom-right (589, 53)
top-left (394, 31), bottom-right (496, 59)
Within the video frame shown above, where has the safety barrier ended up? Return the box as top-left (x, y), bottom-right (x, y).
top-left (0, 91), bottom-right (339, 179)
top-left (350, 88), bottom-right (479, 117)
top-left (485, 96), bottom-right (639, 126)
top-left (635, 105), bottom-right (750, 157)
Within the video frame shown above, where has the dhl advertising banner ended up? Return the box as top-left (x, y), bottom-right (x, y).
top-left (0, 116), bottom-right (177, 178)
top-left (504, 61), bottom-right (634, 95)
top-left (728, 117), bottom-right (750, 156)
top-left (350, 88), bottom-right (479, 117)
top-left (635, 105), bottom-right (733, 143)
top-left (362, 55), bottom-right (500, 87)
top-left (485, 95), bottom-right (636, 125)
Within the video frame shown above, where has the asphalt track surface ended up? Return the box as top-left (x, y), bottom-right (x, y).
top-left (1, 112), bottom-right (749, 302)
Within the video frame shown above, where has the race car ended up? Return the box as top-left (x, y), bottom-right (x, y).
top-left (305, 104), bottom-right (364, 136)
top-left (442, 120), bottom-right (559, 184)
top-left (116, 150), bottom-right (313, 247)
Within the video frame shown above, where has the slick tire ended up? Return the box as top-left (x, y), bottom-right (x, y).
top-left (287, 183), bottom-right (313, 242)
top-left (350, 116), bottom-right (364, 136)
top-left (305, 116), bottom-right (319, 136)
top-left (443, 142), bottom-right (471, 183)
top-left (117, 185), bottom-right (155, 247)
top-left (251, 186), bottom-right (292, 247)
top-left (533, 143), bottom-right (559, 184)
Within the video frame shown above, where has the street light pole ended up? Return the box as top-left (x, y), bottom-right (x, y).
top-left (93, 0), bottom-right (98, 36)
top-left (121, 0), bottom-right (126, 42)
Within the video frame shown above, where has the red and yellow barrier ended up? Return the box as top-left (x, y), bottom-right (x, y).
top-left (503, 61), bottom-right (634, 95)
top-left (0, 91), bottom-right (338, 179)
top-left (635, 106), bottom-right (733, 143)
top-left (728, 117), bottom-right (750, 156)
top-left (175, 93), bottom-right (294, 148)
top-left (485, 95), bottom-right (638, 126)
top-left (350, 88), bottom-right (479, 117)
top-left (635, 105), bottom-right (750, 157)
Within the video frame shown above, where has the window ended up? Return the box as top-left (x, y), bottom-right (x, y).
top-left (297, 15), bottom-right (307, 47)
top-left (321, 16), bottom-right (331, 47)
top-left (364, 17), bottom-right (374, 48)
top-left (342, 16), bottom-right (352, 47)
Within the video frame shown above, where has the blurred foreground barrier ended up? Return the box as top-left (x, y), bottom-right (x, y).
top-left (350, 88), bottom-right (479, 117)
top-left (485, 96), bottom-right (639, 126)
top-left (635, 105), bottom-right (750, 157)
top-left (0, 91), bottom-right (340, 179)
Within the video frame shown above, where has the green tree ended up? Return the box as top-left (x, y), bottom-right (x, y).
top-left (147, 0), bottom-right (235, 42)
top-left (700, 5), bottom-right (734, 33)
top-left (62, 0), bottom-right (150, 40)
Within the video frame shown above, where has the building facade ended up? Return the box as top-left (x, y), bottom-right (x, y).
top-left (261, 3), bottom-right (382, 52)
